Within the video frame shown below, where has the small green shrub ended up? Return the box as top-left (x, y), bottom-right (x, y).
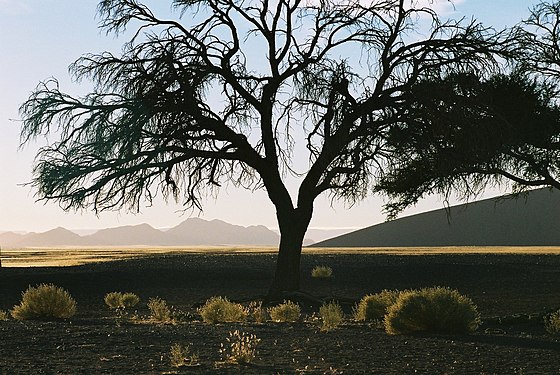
top-left (354, 290), bottom-right (400, 321)
top-left (0, 310), bottom-right (9, 321)
top-left (147, 297), bottom-right (173, 323)
top-left (311, 265), bottom-right (333, 279)
top-left (11, 284), bottom-right (77, 320)
top-left (170, 343), bottom-right (199, 367)
top-left (268, 300), bottom-right (301, 323)
top-left (219, 330), bottom-right (260, 364)
top-left (319, 301), bottom-right (344, 331)
top-left (104, 292), bottom-right (140, 310)
top-left (545, 310), bottom-right (560, 334)
top-left (384, 287), bottom-right (480, 335)
top-left (198, 296), bottom-right (247, 324)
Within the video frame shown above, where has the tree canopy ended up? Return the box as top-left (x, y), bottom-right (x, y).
top-left (378, 1), bottom-right (560, 218)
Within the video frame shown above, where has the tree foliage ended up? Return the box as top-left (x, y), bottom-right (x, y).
top-left (378, 1), bottom-right (560, 217)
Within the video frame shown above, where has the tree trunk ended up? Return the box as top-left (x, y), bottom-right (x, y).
top-left (268, 206), bottom-right (313, 297)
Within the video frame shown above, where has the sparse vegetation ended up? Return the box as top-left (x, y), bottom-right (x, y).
top-left (268, 300), bottom-right (301, 323)
top-left (170, 343), bottom-right (199, 367)
top-left (354, 290), bottom-right (400, 321)
top-left (147, 297), bottom-right (174, 323)
top-left (0, 310), bottom-right (9, 321)
top-left (11, 284), bottom-right (77, 320)
top-left (311, 265), bottom-right (333, 279)
top-left (104, 292), bottom-right (140, 310)
top-left (198, 296), bottom-right (248, 324)
top-left (545, 310), bottom-right (560, 334)
top-left (104, 292), bottom-right (140, 324)
top-left (319, 301), bottom-right (344, 331)
top-left (247, 301), bottom-right (267, 323)
top-left (384, 287), bottom-right (480, 335)
top-left (219, 330), bottom-right (260, 364)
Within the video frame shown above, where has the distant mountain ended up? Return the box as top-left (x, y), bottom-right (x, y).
top-left (0, 231), bottom-right (25, 247)
top-left (82, 223), bottom-right (169, 246)
top-left (13, 227), bottom-right (84, 247)
top-left (313, 188), bottom-right (560, 247)
top-left (166, 218), bottom-right (279, 245)
top-left (0, 218), bottom-right (280, 248)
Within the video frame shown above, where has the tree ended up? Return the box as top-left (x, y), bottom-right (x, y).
top-left (20, 0), bottom-right (510, 296)
top-left (377, 1), bottom-right (560, 217)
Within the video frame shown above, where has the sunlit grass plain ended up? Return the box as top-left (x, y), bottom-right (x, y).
top-left (2, 246), bottom-right (560, 267)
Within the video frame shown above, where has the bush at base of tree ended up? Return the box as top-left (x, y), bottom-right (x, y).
top-left (354, 290), bottom-right (400, 321)
top-left (311, 266), bottom-right (333, 279)
top-left (198, 297), bottom-right (247, 324)
top-left (11, 284), bottom-right (77, 320)
top-left (384, 287), bottom-right (480, 335)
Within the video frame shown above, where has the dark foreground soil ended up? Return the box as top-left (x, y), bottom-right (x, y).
top-left (1, 252), bottom-right (560, 374)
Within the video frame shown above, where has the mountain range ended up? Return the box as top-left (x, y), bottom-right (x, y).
top-left (314, 188), bottom-right (560, 247)
top-left (0, 218), bottom-right (280, 248)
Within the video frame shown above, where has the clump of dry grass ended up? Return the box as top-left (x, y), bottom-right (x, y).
top-left (384, 287), bottom-right (480, 335)
top-left (198, 296), bottom-right (248, 324)
top-left (354, 290), bottom-right (400, 322)
top-left (0, 310), bottom-right (9, 321)
top-left (247, 301), bottom-right (267, 323)
top-left (311, 265), bottom-right (333, 278)
top-left (104, 292), bottom-right (140, 310)
top-left (11, 284), bottom-right (77, 320)
top-left (268, 300), bottom-right (301, 323)
top-left (545, 310), bottom-right (560, 334)
top-left (170, 343), bottom-right (199, 367)
top-left (319, 301), bottom-right (344, 331)
top-left (147, 297), bottom-right (175, 323)
top-left (219, 330), bottom-right (260, 364)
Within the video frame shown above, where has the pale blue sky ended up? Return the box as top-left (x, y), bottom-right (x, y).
top-left (0, 0), bottom-right (542, 232)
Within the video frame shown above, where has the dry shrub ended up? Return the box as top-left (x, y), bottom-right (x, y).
top-left (105, 292), bottom-right (140, 310)
top-left (147, 297), bottom-right (173, 323)
top-left (0, 310), bottom-right (8, 321)
top-left (104, 292), bottom-right (123, 309)
top-left (545, 310), bottom-right (560, 334)
top-left (198, 297), bottom-right (247, 324)
top-left (11, 284), bottom-right (77, 320)
top-left (354, 290), bottom-right (400, 321)
top-left (121, 293), bottom-right (140, 308)
top-left (247, 301), bottom-right (267, 323)
top-left (311, 265), bottom-right (333, 279)
top-left (170, 343), bottom-right (199, 367)
top-left (219, 330), bottom-right (260, 364)
top-left (268, 300), bottom-right (301, 322)
top-left (384, 287), bottom-right (480, 335)
top-left (319, 301), bottom-right (344, 331)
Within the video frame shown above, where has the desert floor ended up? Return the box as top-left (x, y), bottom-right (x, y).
top-left (1, 249), bottom-right (560, 374)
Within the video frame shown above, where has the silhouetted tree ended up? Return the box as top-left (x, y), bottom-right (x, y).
top-left (377, 72), bottom-right (560, 217)
top-left (378, 1), bottom-right (560, 217)
top-left (20, 0), bottom-right (511, 295)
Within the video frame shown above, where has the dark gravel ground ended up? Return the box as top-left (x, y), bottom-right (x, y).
top-left (1, 252), bottom-right (560, 374)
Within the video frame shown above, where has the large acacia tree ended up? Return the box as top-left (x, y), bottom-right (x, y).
top-left (21, 0), bottom-right (510, 294)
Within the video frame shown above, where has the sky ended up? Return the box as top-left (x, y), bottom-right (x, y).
top-left (0, 0), bottom-right (543, 233)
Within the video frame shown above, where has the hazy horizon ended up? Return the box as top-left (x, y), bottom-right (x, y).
top-left (0, 1), bottom-right (540, 233)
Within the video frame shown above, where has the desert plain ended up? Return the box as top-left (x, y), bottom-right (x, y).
top-left (1, 247), bottom-right (560, 374)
